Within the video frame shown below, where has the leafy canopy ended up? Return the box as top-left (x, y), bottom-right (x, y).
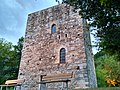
top-left (63, 0), bottom-right (120, 57)
top-left (0, 37), bottom-right (24, 84)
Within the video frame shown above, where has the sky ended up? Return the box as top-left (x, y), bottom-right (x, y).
top-left (0, 0), bottom-right (62, 44)
top-left (0, 0), bottom-right (97, 54)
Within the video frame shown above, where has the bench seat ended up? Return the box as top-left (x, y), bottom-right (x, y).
top-left (42, 73), bottom-right (73, 81)
top-left (5, 79), bottom-right (24, 85)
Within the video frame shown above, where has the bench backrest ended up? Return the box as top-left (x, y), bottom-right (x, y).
top-left (5, 79), bottom-right (24, 85)
top-left (42, 73), bottom-right (73, 81)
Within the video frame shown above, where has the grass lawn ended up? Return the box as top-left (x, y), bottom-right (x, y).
top-left (75, 87), bottom-right (120, 90)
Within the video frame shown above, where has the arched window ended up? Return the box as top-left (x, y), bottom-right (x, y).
top-left (60, 48), bottom-right (66, 63)
top-left (51, 24), bottom-right (56, 33)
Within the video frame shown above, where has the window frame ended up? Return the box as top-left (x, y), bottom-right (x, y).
top-left (51, 24), bottom-right (56, 33)
top-left (60, 48), bottom-right (66, 63)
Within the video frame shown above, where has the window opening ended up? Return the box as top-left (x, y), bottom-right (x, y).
top-left (65, 34), bottom-right (67, 38)
top-left (51, 24), bottom-right (56, 33)
top-left (60, 48), bottom-right (66, 63)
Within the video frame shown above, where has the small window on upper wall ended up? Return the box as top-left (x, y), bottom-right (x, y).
top-left (51, 24), bottom-right (56, 33)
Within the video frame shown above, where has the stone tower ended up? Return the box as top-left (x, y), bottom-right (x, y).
top-left (18, 4), bottom-right (97, 90)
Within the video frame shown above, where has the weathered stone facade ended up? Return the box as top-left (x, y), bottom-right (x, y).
top-left (18, 4), bottom-right (97, 90)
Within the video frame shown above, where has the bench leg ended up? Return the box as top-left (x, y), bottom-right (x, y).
top-left (61, 82), bottom-right (64, 90)
top-left (66, 81), bottom-right (68, 90)
top-left (0, 86), bottom-right (3, 90)
top-left (38, 83), bottom-right (46, 90)
top-left (19, 86), bottom-right (21, 90)
top-left (6, 86), bottom-right (8, 90)
top-left (14, 86), bottom-right (16, 90)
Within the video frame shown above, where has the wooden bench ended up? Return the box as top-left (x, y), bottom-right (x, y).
top-left (38, 72), bottom-right (73, 90)
top-left (0, 79), bottom-right (24, 90)
top-left (5, 79), bottom-right (24, 85)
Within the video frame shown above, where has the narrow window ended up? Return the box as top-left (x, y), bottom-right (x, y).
top-left (51, 24), bottom-right (56, 33)
top-left (65, 34), bottom-right (67, 38)
top-left (58, 35), bottom-right (60, 39)
top-left (60, 48), bottom-right (66, 63)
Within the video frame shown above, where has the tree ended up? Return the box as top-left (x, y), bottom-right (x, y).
top-left (14, 37), bottom-right (24, 61)
top-left (94, 51), bottom-right (120, 87)
top-left (63, 0), bottom-right (120, 58)
top-left (12, 37), bottom-right (24, 79)
top-left (0, 38), bottom-right (14, 84)
top-left (0, 37), bottom-right (24, 84)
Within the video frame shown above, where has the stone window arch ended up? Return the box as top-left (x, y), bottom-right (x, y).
top-left (60, 48), bottom-right (66, 63)
top-left (51, 24), bottom-right (56, 33)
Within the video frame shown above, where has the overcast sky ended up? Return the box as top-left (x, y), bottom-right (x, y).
top-left (0, 0), bottom-right (97, 54)
top-left (0, 0), bottom-right (62, 44)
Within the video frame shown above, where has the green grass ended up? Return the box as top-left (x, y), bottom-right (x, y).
top-left (75, 87), bottom-right (120, 90)
top-left (0, 87), bottom-right (14, 90)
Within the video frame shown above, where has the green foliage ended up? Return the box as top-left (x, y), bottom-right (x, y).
top-left (94, 51), bottom-right (120, 87)
top-left (0, 39), bottom-right (14, 84)
top-left (94, 51), bottom-right (108, 87)
top-left (14, 37), bottom-right (24, 62)
top-left (64, 0), bottom-right (120, 59)
top-left (0, 37), bottom-right (24, 84)
top-left (75, 87), bottom-right (120, 90)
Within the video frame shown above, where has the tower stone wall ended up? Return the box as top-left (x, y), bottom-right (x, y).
top-left (18, 4), bottom-right (97, 90)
